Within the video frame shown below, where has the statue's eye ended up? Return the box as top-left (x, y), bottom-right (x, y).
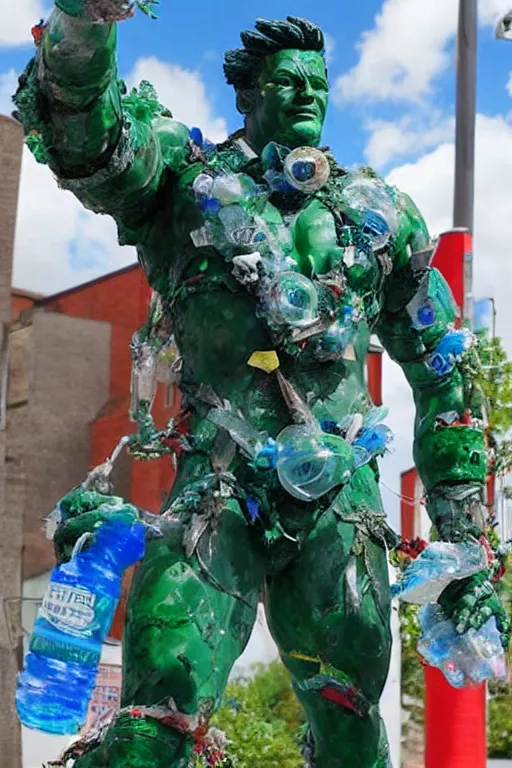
top-left (274, 76), bottom-right (293, 87)
top-left (311, 78), bottom-right (328, 92)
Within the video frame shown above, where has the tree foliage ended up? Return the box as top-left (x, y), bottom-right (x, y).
top-left (476, 332), bottom-right (512, 472)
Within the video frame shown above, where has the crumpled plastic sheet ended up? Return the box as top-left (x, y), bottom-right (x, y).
top-left (391, 541), bottom-right (488, 604)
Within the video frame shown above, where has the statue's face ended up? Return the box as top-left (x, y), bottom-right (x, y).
top-left (244, 49), bottom-right (328, 152)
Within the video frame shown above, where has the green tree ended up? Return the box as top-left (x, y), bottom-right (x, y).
top-left (476, 332), bottom-right (512, 472)
top-left (467, 332), bottom-right (512, 757)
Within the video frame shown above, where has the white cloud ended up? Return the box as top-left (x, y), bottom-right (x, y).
top-left (507, 71), bottom-right (512, 97)
top-left (0, 0), bottom-right (47, 47)
top-left (324, 33), bottom-right (336, 64)
top-left (335, 0), bottom-right (459, 103)
top-left (12, 56), bottom-right (228, 294)
top-left (126, 57), bottom-right (228, 144)
top-left (335, 0), bottom-right (511, 104)
top-left (0, 69), bottom-right (18, 116)
top-left (12, 148), bottom-right (135, 294)
top-left (364, 112), bottom-right (454, 168)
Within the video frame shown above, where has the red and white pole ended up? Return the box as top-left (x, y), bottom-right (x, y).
top-left (424, 227), bottom-right (486, 768)
top-left (424, 0), bottom-right (484, 763)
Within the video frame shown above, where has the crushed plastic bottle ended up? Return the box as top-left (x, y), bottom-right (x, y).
top-left (283, 147), bottom-right (331, 193)
top-left (212, 173), bottom-right (245, 205)
top-left (218, 204), bottom-right (253, 245)
top-left (418, 603), bottom-right (506, 687)
top-left (267, 272), bottom-right (319, 327)
top-left (362, 406), bottom-right (389, 430)
top-left (130, 336), bottom-right (157, 411)
top-left (275, 424), bottom-right (354, 502)
top-left (391, 541), bottom-right (488, 604)
top-left (427, 328), bottom-right (473, 376)
top-left (352, 423), bottom-right (393, 469)
top-left (311, 313), bottom-right (356, 361)
top-left (207, 408), bottom-right (268, 460)
top-left (336, 174), bottom-right (399, 237)
top-left (16, 515), bottom-right (146, 735)
top-left (208, 409), bottom-right (356, 501)
top-left (361, 208), bottom-right (391, 251)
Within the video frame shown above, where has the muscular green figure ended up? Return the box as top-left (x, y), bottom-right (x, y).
top-left (14, 4), bottom-right (509, 767)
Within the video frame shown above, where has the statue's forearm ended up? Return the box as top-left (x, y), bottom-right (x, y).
top-left (32, 8), bottom-right (122, 175)
top-left (378, 252), bottom-right (488, 541)
top-left (15, 3), bottom-right (189, 240)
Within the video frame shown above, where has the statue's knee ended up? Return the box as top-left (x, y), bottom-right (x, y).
top-left (125, 620), bottom-right (200, 709)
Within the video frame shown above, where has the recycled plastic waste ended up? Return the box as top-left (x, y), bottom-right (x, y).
top-left (391, 541), bottom-right (488, 604)
top-left (275, 424), bottom-right (354, 501)
top-left (16, 513), bottom-right (146, 735)
top-left (392, 541), bottom-right (506, 686)
top-left (418, 603), bottom-right (506, 688)
top-left (208, 404), bottom-right (391, 501)
top-left (267, 271), bottom-right (319, 327)
top-left (427, 328), bottom-right (473, 377)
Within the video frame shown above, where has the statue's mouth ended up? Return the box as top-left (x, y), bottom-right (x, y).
top-left (288, 110), bottom-right (318, 121)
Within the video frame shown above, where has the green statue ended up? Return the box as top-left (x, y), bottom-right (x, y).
top-left (14, 4), bottom-right (510, 767)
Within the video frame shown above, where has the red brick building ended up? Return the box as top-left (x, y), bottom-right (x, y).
top-left (8, 265), bottom-right (180, 585)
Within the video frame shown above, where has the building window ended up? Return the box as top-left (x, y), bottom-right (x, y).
top-left (165, 383), bottom-right (175, 409)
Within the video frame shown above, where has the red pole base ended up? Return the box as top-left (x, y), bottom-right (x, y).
top-left (424, 665), bottom-right (486, 768)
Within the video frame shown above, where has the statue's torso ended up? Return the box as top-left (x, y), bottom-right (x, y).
top-left (137, 140), bottom-right (399, 434)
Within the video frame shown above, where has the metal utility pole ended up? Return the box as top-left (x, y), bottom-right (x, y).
top-left (453, 0), bottom-right (478, 233)
top-left (0, 115), bottom-right (24, 768)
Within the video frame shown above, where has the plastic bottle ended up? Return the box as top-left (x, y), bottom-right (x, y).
top-left (417, 603), bottom-right (506, 687)
top-left (16, 516), bottom-right (146, 735)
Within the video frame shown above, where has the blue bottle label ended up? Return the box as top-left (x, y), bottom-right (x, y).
top-left (29, 633), bottom-right (100, 667)
top-left (41, 584), bottom-right (97, 637)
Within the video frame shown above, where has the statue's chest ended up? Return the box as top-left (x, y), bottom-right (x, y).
top-left (182, 158), bottom-right (393, 362)
top-left (261, 197), bottom-right (339, 276)
top-left (258, 196), bottom-right (385, 301)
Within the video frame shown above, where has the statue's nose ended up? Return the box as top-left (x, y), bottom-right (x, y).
top-left (297, 81), bottom-right (315, 102)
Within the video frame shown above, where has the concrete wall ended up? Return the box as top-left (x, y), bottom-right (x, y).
top-left (0, 114), bottom-right (25, 768)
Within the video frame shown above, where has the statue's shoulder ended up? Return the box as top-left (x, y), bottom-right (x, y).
top-left (120, 79), bottom-right (192, 173)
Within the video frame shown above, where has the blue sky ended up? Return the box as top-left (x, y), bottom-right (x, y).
top-left (3, 0), bottom-right (512, 525)
top-left (2, 1), bottom-right (511, 175)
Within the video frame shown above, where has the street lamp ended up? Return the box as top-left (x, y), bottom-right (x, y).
top-left (496, 10), bottom-right (512, 40)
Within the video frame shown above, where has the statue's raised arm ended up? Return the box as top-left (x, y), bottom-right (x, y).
top-left (14, 0), bottom-right (190, 246)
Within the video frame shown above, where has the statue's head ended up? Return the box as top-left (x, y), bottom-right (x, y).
top-left (224, 16), bottom-right (328, 154)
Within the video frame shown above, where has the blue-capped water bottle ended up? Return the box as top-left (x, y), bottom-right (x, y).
top-left (16, 515), bottom-right (146, 735)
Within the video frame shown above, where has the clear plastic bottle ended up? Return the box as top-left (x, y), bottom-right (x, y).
top-left (16, 517), bottom-right (146, 734)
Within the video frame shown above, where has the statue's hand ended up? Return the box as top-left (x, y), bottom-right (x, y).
top-left (438, 571), bottom-right (510, 648)
top-left (51, 488), bottom-right (140, 564)
top-left (55, 0), bottom-right (149, 23)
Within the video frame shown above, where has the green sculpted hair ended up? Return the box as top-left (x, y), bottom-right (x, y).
top-left (224, 16), bottom-right (326, 92)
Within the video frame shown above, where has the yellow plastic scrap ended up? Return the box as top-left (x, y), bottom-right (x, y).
top-left (247, 350), bottom-right (280, 373)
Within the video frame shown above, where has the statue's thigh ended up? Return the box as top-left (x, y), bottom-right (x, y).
top-left (265, 504), bottom-right (392, 706)
top-left (122, 497), bottom-right (264, 712)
